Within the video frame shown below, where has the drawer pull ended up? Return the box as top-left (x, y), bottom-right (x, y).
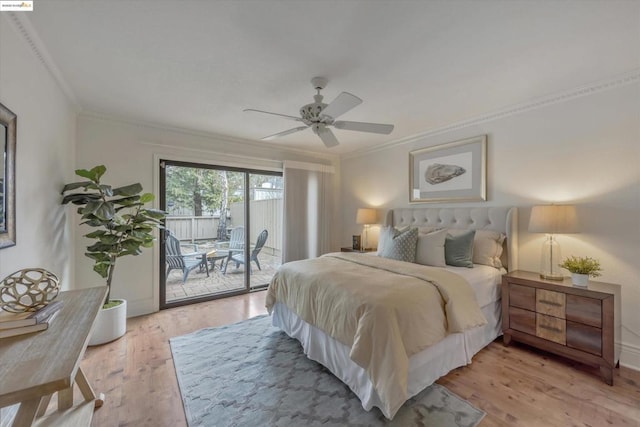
top-left (539, 324), bottom-right (562, 334)
top-left (539, 299), bottom-right (562, 307)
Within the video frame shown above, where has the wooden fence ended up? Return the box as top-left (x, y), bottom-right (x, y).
top-left (166, 198), bottom-right (282, 252)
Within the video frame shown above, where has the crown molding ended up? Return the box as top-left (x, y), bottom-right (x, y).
top-left (342, 69), bottom-right (640, 159)
top-left (5, 12), bottom-right (80, 111)
top-left (78, 111), bottom-right (340, 163)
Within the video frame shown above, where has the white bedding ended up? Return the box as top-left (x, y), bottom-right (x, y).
top-left (271, 263), bottom-right (503, 419)
top-left (444, 264), bottom-right (505, 307)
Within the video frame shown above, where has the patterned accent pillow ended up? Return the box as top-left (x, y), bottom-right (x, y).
top-left (445, 230), bottom-right (476, 268)
top-left (376, 226), bottom-right (408, 254)
top-left (379, 227), bottom-right (419, 262)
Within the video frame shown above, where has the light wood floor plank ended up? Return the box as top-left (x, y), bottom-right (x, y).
top-left (82, 290), bottom-right (640, 426)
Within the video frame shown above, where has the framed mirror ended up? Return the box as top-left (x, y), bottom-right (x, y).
top-left (0, 102), bottom-right (16, 248)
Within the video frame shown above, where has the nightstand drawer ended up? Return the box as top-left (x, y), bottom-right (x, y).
top-left (536, 289), bottom-right (566, 319)
top-left (567, 320), bottom-right (602, 356)
top-left (536, 313), bottom-right (566, 345)
top-left (567, 295), bottom-right (602, 328)
top-left (509, 284), bottom-right (536, 311)
top-left (509, 306), bottom-right (536, 335)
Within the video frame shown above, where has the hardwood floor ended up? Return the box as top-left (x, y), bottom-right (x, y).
top-left (82, 290), bottom-right (640, 426)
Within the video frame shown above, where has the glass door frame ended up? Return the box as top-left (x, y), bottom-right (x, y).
top-left (159, 159), bottom-right (282, 309)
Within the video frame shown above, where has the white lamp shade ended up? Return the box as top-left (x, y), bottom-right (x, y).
top-left (356, 208), bottom-right (377, 225)
top-left (528, 205), bottom-right (578, 234)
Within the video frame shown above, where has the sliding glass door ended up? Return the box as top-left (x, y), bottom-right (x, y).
top-left (159, 160), bottom-right (282, 308)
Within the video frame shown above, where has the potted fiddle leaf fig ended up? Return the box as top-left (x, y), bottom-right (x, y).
top-left (61, 165), bottom-right (165, 345)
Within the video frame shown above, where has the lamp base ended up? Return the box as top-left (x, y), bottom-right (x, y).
top-left (540, 273), bottom-right (564, 281)
top-left (539, 235), bottom-right (564, 282)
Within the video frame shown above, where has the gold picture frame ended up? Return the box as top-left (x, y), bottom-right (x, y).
top-left (409, 135), bottom-right (486, 203)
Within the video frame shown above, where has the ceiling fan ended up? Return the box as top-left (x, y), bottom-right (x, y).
top-left (244, 77), bottom-right (394, 148)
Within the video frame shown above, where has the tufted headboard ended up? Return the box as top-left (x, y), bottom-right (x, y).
top-left (385, 207), bottom-right (518, 271)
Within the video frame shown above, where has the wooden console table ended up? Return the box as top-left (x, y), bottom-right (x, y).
top-left (0, 286), bottom-right (107, 426)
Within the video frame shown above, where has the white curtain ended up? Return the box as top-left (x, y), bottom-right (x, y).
top-left (282, 161), bottom-right (336, 263)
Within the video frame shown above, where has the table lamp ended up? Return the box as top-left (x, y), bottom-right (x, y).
top-left (356, 208), bottom-right (377, 251)
top-left (528, 205), bottom-right (578, 280)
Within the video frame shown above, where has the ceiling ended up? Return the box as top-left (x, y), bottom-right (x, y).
top-left (25, 0), bottom-right (640, 155)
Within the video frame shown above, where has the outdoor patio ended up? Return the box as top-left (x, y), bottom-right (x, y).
top-left (165, 249), bottom-right (281, 302)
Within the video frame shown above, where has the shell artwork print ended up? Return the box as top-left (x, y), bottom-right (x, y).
top-left (424, 163), bottom-right (466, 185)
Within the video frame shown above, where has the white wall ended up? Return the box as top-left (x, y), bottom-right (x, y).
top-left (0, 14), bottom-right (78, 419)
top-left (75, 114), bottom-right (340, 316)
top-left (340, 82), bottom-right (640, 370)
top-left (0, 14), bottom-right (76, 290)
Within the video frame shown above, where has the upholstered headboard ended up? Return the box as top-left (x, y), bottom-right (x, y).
top-left (385, 207), bottom-right (518, 271)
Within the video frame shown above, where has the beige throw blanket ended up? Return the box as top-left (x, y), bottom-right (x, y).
top-left (265, 252), bottom-right (487, 418)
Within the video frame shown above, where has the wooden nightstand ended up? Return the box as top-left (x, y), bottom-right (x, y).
top-left (340, 247), bottom-right (376, 252)
top-left (502, 270), bottom-right (621, 385)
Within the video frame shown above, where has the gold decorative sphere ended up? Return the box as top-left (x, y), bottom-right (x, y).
top-left (0, 268), bottom-right (60, 313)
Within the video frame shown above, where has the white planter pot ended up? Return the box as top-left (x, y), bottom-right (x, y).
top-left (88, 299), bottom-right (127, 346)
top-left (571, 273), bottom-right (589, 287)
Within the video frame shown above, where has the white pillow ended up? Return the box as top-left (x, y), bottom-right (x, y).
top-left (415, 229), bottom-right (447, 267)
top-left (447, 229), bottom-right (506, 268)
top-left (473, 230), bottom-right (506, 268)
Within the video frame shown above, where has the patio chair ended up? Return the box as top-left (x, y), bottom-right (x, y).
top-left (165, 232), bottom-right (208, 283)
top-left (225, 229), bottom-right (268, 274)
top-left (216, 226), bottom-right (244, 269)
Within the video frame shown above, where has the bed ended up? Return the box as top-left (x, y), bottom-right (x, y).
top-left (266, 206), bottom-right (518, 419)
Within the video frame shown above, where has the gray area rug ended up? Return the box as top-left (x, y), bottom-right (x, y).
top-left (170, 315), bottom-right (485, 427)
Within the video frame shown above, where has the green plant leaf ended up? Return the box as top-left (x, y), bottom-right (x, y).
top-left (112, 196), bottom-right (141, 206)
top-left (82, 201), bottom-right (115, 221)
top-left (61, 181), bottom-right (94, 194)
top-left (81, 218), bottom-right (107, 227)
top-left (112, 183), bottom-right (143, 196)
top-left (141, 240), bottom-right (155, 248)
top-left (99, 235), bottom-right (120, 244)
top-left (75, 165), bottom-right (106, 183)
top-left (121, 239), bottom-right (142, 251)
top-left (117, 250), bottom-right (139, 257)
top-left (99, 184), bottom-right (113, 197)
top-left (85, 230), bottom-right (107, 238)
top-left (139, 193), bottom-right (155, 203)
top-left (93, 262), bottom-right (109, 278)
top-left (85, 252), bottom-right (111, 262)
top-left (142, 209), bottom-right (166, 218)
top-left (62, 193), bottom-right (102, 205)
top-left (87, 241), bottom-right (116, 253)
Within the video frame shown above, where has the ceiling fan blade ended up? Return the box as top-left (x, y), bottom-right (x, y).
top-left (244, 109), bottom-right (303, 122)
top-left (333, 120), bottom-right (394, 135)
top-left (320, 92), bottom-right (362, 120)
top-left (262, 126), bottom-right (309, 141)
top-left (316, 127), bottom-right (340, 148)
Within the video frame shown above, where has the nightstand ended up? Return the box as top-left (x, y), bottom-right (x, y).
top-left (502, 270), bottom-right (621, 385)
top-left (340, 247), bottom-right (376, 252)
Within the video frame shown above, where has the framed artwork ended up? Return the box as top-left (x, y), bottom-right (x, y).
top-left (409, 135), bottom-right (486, 203)
top-left (0, 102), bottom-right (16, 248)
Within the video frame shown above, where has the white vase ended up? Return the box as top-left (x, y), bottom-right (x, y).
top-left (571, 273), bottom-right (589, 287)
top-left (88, 299), bottom-right (127, 346)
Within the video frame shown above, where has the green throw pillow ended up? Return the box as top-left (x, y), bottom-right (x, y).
top-left (379, 227), bottom-right (418, 263)
top-left (445, 230), bottom-right (475, 268)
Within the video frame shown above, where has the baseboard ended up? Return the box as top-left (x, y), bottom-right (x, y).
top-left (620, 341), bottom-right (640, 372)
top-left (126, 298), bottom-right (156, 318)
